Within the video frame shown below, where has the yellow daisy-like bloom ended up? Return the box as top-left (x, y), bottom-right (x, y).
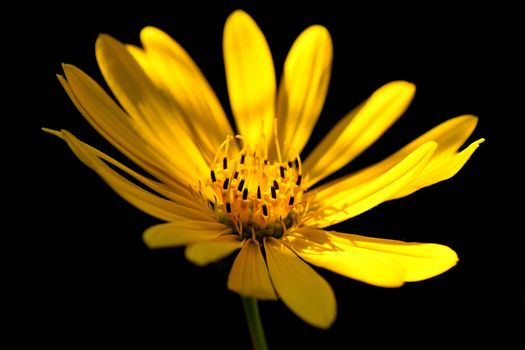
top-left (47, 10), bottom-right (483, 329)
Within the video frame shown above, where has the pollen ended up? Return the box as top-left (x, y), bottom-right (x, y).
top-left (205, 136), bottom-right (307, 241)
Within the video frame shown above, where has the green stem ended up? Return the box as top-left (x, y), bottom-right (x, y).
top-left (241, 297), bottom-right (269, 350)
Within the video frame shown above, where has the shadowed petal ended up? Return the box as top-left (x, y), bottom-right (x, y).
top-left (144, 222), bottom-right (230, 248)
top-left (130, 27), bottom-right (236, 162)
top-left (58, 65), bottom-right (194, 191)
top-left (46, 129), bottom-right (211, 223)
top-left (96, 34), bottom-right (209, 179)
top-left (185, 235), bottom-right (243, 266)
top-left (265, 237), bottom-right (336, 329)
top-left (228, 240), bottom-right (278, 300)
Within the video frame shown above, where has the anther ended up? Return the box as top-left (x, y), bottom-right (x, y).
top-left (210, 170), bottom-right (217, 182)
top-left (240, 153), bottom-right (246, 164)
top-left (225, 202), bottom-right (231, 213)
top-left (264, 159), bottom-right (268, 165)
top-left (280, 166), bottom-right (285, 178)
top-left (242, 188), bottom-right (248, 200)
top-left (273, 180), bottom-right (279, 190)
top-left (296, 175), bottom-right (302, 186)
top-left (262, 204), bottom-right (268, 216)
top-left (288, 196), bottom-right (295, 205)
top-left (223, 178), bottom-right (230, 190)
top-left (271, 186), bottom-right (276, 199)
top-left (257, 186), bottom-right (261, 199)
top-left (294, 158), bottom-right (299, 168)
top-left (237, 179), bottom-right (245, 191)
top-left (233, 171), bottom-right (239, 179)
top-left (287, 161), bottom-right (293, 168)
top-left (223, 157), bottom-right (228, 169)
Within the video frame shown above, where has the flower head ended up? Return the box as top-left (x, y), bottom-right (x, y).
top-left (47, 10), bottom-right (483, 329)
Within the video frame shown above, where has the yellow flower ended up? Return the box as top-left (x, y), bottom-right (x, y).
top-left (46, 10), bottom-right (483, 329)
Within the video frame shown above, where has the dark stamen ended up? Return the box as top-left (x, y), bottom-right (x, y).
top-left (288, 196), bottom-right (295, 205)
top-left (237, 179), bottom-right (245, 191)
top-left (287, 161), bottom-right (293, 167)
top-left (264, 159), bottom-right (268, 165)
top-left (294, 158), bottom-right (299, 168)
top-left (233, 171), bottom-right (239, 179)
top-left (271, 186), bottom-right (276, 199)
top-left (280, 166), bottom-right (285, 178)
top-left (223, 157), bottom-right (228, 169)
top-left (240, 153), bottom-right (246, 164)
top-left (296, 175), bottom-right (302, 186)
top-left (223, 178), bottom-right (229, 190)
top-left (262, 204), bottom-right (268, 216)
top-left (242, 188), bottom-right (248, 200)
top-left (273, 180), bottom-right (279, 190)
top-left (210, 170), bottom-right (216, 182)
top-left (257, 186), bottom-right (261, 199)
top-left (225, 202), bottom-right (231, 213)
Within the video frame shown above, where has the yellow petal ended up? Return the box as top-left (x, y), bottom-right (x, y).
top-left (227, 240), bottom-right (277, 300)
top-left (185, 235), bottom-right (242, 266)
top-left (303, 81), bottom-right (416, 186)
top-left (407, 115), bottom-right (480, 161)
top-left (285, 233), bottom-right (405, 287)
top-left (264, 237), bottom-right (336, 329)
top-left (313, 115), bottom-right (482, 201)
top-left (272, 25), bottom-right (332, 160)
top-left (391, 138), bottom-right (484, 199)
top-left (96, 34), bottom-right (209, 180)
top-left (49, 129), bottom-right (207, 223)
top-left (59, 65), bottom-right (191, 191)
top-left (307, 142), bottom-right (436, 228)
top-left (144, 222), bottom-right (229, 249)
top-left (223, 10), bottom-right (275, 150)
top-left (126, 44), bottom-right (164, 87)
top-left (49, 128), bottom-right (208, 214)
top-left (135, 27), bottom-right (236, 162)
top-left (294, 227), bottom-right (458, 283)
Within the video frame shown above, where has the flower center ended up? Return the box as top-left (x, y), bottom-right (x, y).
top-left (204, 136), bottom-right (308, 241)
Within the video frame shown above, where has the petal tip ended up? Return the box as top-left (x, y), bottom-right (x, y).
top-left (142, 226), bottom-right (159, 249)
top-left (95, 34), bottom-right (119, 54)
top-left (61, 63), bottom-right (77, 75)
top-left (302, 25), bottom-right (333, 52)
top-left (42, 128), bottom-right (62, 138)
top-left (461, 114), bottom-right (479, 122)
top-left (306, 24), bottom-right (331, 38)
top-left (229, 9), bottom-right (250, 18)
top-left (184, 246), bottom-right (207, 267)
top-left (140, 26), bottom-right (165, 44)
top-left (316, 300), bottom-right (337, 329)
top-left (454, 114), bottom-right (480, 133)
top-left (393, 80), bottom-right (416, 92)
top-left (225, 10), bottom-right (256, 30)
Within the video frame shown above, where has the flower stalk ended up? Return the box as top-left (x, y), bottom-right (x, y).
top-left (242, 297), bottom-right (269, 350)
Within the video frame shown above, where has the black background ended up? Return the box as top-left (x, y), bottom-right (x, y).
top-left (11, 1), bottom-right (522, 348)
